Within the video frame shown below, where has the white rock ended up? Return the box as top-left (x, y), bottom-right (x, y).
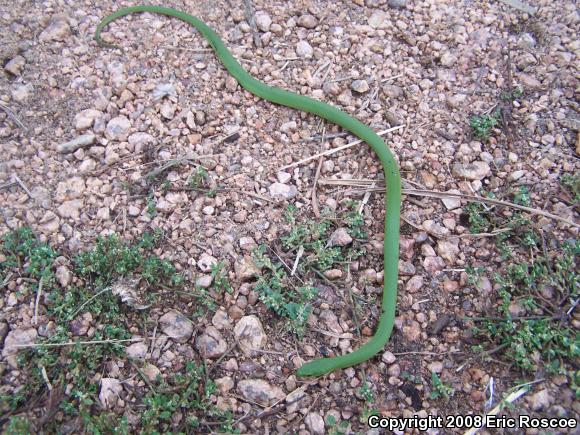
top-left (269, 182), bottom-right (298, 200)
top-left (160, 102), bottom-right (175, 120)
top-left (57, 199), bottom-right (83, 220)
top-left (196, 274), bottom-right (213, 288)
top-left (212, 310), bottom-right (232, 330)
top-left (351, 80), bottom-right (370, 93)
top-left (126, 342), bottom-right (148, 359)
top-left (39, 19), bottom-right (70, 41)
top-left (297, 14), bottom-right (318, 29)
top-left (451, 161), bottom-right (491, 180)
top-left (197, 253), bottom-right (218, 273)
top-left (255, 11), bottom-right (272, 32)
top-left (4, 55), bottom-right (25, 75)
top-left (99, 378), bottom-right (122, 409)
top-left (440, 52), bottom-right (457, 67)
top-left (277, 171), bottom-right (292, 183)
top-left (441, 190), bottom-right (462, 210)
top-left (530, 389), bottom-right (552, 411)
top-left (56, 177), bottom-right (86, 202)
top-left (12, 84), bottom-right (33, 102)
top-left (368, 11), bottom-right (386, 29)
top-left (142, 363), bottom-right (161, 382)
top-left (437, 240), bottom-right (460, 263)
top-left (75, 109), bottom-right (102, 130)
top-left (305, 412), bottom-right (325, 435)
top-left (105, 116), bottom-right (131, 141)
top-left (234, 256), bottom-right (261, 281)
top-left (2, 328), bottom-right (37, 364)
top-left (405, 275), bottom-right (424, 293)
top-left (382, 351), bottom-right (396, 364)
top-left (55, 265), bottom-right (72, 287)
top-left (296, 40), bottom-right (313, 58)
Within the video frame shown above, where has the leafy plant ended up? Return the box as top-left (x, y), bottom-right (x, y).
top-left (140, 362), bottom-right (237, 433)
top-left (211, 261), bottom-right (232, 294)
top-left (187, 166), bottom-right (208, 190)
top-left (470, 109), bottom-right (501, 140)
top-left (430, 372), bottom-right (454, 400)
top-left (253, 245), bottom-right (317, 337)
top-left (561, 173), bottom-right (580, 204)
top-left (146, 195), bottom-right (157, 217)
top-left (326, 414), bottom-right (350, 435)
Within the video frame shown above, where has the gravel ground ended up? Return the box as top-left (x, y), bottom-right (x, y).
top-left (0, 0), bottom-right (578, 433)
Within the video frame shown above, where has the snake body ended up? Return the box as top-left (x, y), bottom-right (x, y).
top-left (96, 5), bottom-right (401, 377)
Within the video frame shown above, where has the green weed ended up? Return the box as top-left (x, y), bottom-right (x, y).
top-left (140, 362), bottom-right (237, 433)
top-left (211, 261), bottom-right (232, 294)
top-left (430, 372), bottom-right (454, 401)
top-left (561, 173), bottom-right (580, 204)
top-left (326, 414), bottom-right (350, 435)
top-left (187, 166), bottom-right (208, 190)
top-left (253, 245), bottom-right (317, 337)
top-left (470, 109), bottom-right (501, 140)
top-left (0, 228), bottom-right (213, 434)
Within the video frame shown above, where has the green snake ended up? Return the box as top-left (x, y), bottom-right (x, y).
top-left (96, 5), bottom-right (401, 377)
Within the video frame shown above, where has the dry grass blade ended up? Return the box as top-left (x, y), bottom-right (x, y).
top-left (0, 101), bottom-right (27, 132)
top-left (317, 178), bottom-right (579, 228)
top-left (279, 125), bottom-right (404, 170)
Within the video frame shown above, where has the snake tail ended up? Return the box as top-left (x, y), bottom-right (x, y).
top-left (95, 5), bottom-right (401, 377)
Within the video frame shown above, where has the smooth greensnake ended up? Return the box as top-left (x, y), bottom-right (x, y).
top-left (95, 5), bottom-right (401, 377)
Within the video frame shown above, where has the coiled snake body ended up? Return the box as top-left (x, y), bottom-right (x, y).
top-left (96, 5), bottom-right (401, 377)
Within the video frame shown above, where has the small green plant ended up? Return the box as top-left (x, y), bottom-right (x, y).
top-left (326, 415), bottom-right (350, 435)
top-left (401, 371), bottom-right (422, 384)
top-left (140, 362), bottom-right (237, 433)
top-left (561, 173), bottom-right (580, 204)
top-left (500, 87), bottom-right (524, 101)
top-left (253, 245), bottom-right (318, 337)
top-left (470, 109), bottom-right (501, 140)
top-left (0, 228), bottom-right (201, 433)
top-left (357, 382), bottom-right (375, 402)
top-left (187, 166), bottom-right (208, 189)
top-left (146, 194), bottom-right (157, 217)
top-left (4, 416), bottom-right (32, 434)
top-left (430, 372), bottom-right (454, 401)
top-left (211, 261), bottom-right (232, 294)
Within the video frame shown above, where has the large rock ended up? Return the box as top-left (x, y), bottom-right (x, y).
top-left (195, 326), bottom-right (227, 358)
top-left (452, 161), bottom-right (491, 180)
top-left (159, 310), bottom-right (194, 343)
top-left (234, 315), bottom-right (267, 355)
top-left (238, 379), bottom-right (284, 406)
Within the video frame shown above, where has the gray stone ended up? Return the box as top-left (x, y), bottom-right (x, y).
top-left (238, 379), bottom-right (284, 406)
top-left (296, 40), bottom-right (313, 58)
top-left (159, 310), bottom-right (194, 343)
top-left (305, 412), bottom-right (325, 435)
top-left (329, 227), bottom-right (353, 247)
top-left (195, 326), bottom-right (228, 358)
top-left (351, 80), bottom-right (370, 93)
top-left (234, 315), bottom-right (267, 355)
top-left (297, 14), bottom-right (318, 29)
top-left (105, 116), bottom-right (131, 141)
top-left (452, 161), bottom-right (491, 180)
